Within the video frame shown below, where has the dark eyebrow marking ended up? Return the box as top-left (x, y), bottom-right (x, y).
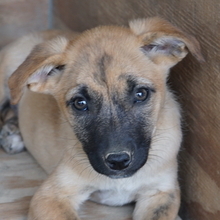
top-left (120, 74), bottom-right (156, 93)
top-left (126, 77), bottom-right (138, 94)
top-left (79, 86), bottom-right (91, 101)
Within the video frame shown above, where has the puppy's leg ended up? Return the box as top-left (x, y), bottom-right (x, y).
top-left (133, 189), bottom-right (180, 220)
top-left (28, 167), bottom-right (91, 220)
top-left (28, 196), bottom-right (80, 220)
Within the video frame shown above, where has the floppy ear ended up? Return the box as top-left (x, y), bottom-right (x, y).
top-left (129, 17), bottom-right (204, 69)
top-left (8, 37), bottom-right (69, 105)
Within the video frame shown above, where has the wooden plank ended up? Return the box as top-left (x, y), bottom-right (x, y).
top-left (0, 149), bottom-right (46, 219)
top-left (0, 149), bottom-right (133, 219)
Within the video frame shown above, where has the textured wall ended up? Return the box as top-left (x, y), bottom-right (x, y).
top-left (53, 0), bottom-right (220, 219)
top-left (0, 0), bottom-right (51, 48)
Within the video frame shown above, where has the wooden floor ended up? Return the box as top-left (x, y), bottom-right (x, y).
top-left (0, 148), bottom-right (133, 220)
top-left (0, 149), bottom-right (47, 220)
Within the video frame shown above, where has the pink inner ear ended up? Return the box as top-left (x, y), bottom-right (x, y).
top-left (141, 37), bottom-right (186, 57)
top-left (27, 65), bottom-right (54, 85)
top-left (141, 44), bottom-right (157, 52)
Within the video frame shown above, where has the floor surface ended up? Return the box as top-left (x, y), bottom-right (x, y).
top-left (0, 148), bottom-right (133, 220)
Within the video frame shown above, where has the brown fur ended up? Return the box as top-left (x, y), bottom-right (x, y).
top-left (1, 17), bottom-right (203, 220)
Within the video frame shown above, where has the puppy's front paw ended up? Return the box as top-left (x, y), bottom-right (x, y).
top-left (0, 118), bottom-right (25, 154)
top-left (134, 190), bottom-right (180, 220)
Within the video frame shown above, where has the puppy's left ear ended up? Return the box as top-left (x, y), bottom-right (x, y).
top-left (129, 17), bottom-right (204, 69)
top-left (8, 37), bottom-right (69, 105)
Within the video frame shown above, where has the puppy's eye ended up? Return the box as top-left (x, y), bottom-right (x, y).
top-left (73, 97), bottom-right (88, 111)
top-left (134, 88), bottom-right (149, 103)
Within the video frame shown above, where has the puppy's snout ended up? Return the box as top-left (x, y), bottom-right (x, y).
top-left (105, 152), bottom-right (131, 170)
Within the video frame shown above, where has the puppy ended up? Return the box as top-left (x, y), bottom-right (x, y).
top-left (4, 17), bottom-right (203, 220)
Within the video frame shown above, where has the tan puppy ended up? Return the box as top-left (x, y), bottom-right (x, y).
top-left (4, 17), bottom-right (203, 220)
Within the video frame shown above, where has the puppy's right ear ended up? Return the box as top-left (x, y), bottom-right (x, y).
top-left (129, 17), bottom-right (204, 69)
top-left (8, 37), bottom-right (69, 105)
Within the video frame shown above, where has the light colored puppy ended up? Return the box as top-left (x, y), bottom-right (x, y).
top-left (3, 17), bottom-right (203, 220)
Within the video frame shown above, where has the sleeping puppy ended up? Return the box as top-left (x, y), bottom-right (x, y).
top-left (4, 17), bottom-right (203, 220)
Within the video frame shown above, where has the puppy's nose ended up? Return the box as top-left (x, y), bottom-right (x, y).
top-left (105, 152), bottom-right (131, 170)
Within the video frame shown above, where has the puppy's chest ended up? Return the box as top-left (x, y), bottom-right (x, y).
top-left (89, 189), bottom-right (136, 206)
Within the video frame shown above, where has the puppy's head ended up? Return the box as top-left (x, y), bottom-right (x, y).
top-left (9, 17), bottom-right (203, 178)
